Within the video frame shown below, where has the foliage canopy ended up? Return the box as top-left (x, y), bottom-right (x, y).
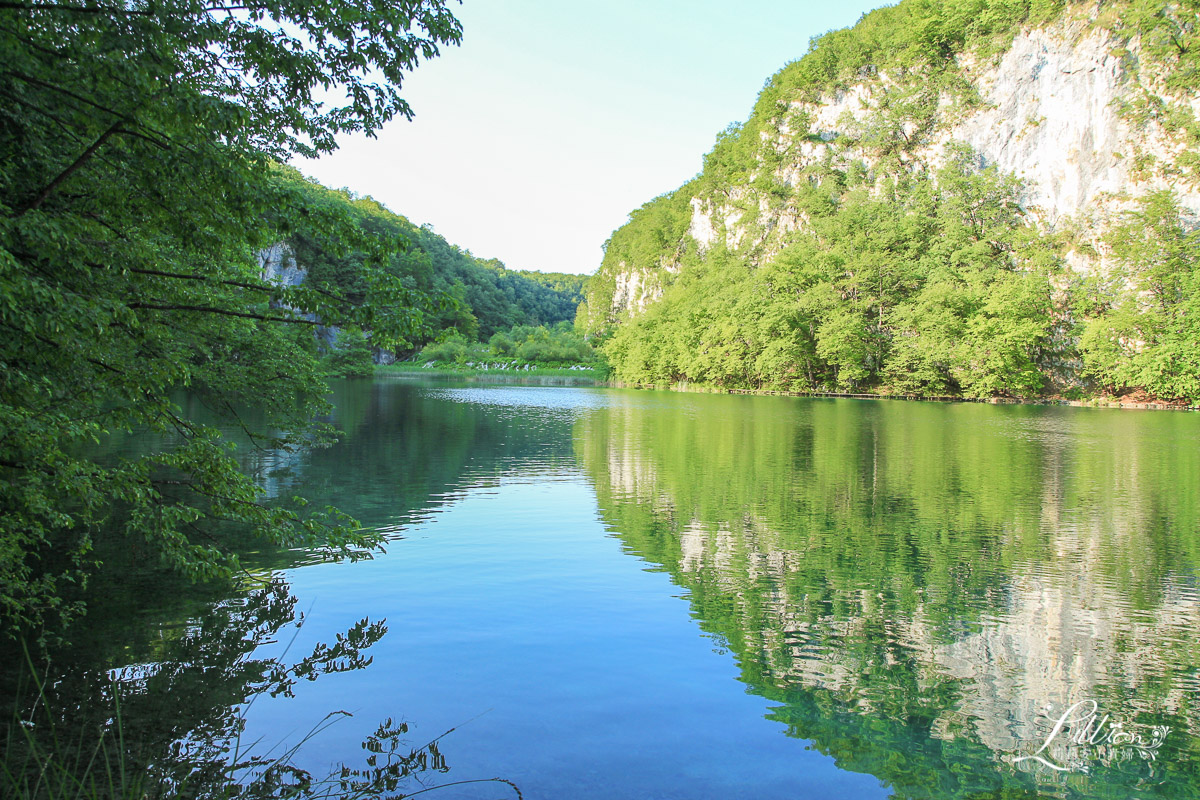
top-left (0, 0), bottom-right (462, 635)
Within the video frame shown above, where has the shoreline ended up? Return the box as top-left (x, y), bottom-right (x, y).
top-left (378, 362), bottom-right (607, 385)
top-left (375, 366), bottom-right (1198, 410)
top-left (610, 381), bottom-right (1200, 411)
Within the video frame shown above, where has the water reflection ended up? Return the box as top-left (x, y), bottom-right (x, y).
top-left (4, 378), bottom-right (570, 799)
top-left (20, 380), bottom-right (1200, 799)
top-left (575, 394), bottom-right (1200, 798)
top-left (257, 378), bottom-right (585, 533)
top-left (1, 581), bottom-right (468, 799)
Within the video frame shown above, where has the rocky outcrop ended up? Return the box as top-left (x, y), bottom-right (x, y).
top-left (258, 242), bottom-right (307, 286)
top-left (611, 265), bottom-right (672, 319)
top-left (599, 16), bottom-right (1200, 320)
top-left (258, 243), bottom-right (396, 362)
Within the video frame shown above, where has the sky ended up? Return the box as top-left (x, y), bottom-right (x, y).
top-left (298, 0), bottom-right (893, 275)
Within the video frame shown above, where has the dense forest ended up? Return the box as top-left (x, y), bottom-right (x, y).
top-left (583, 0), bottom-right (1200, 401)
top-left (0, 0), bottom-right (598, 644)
top-left (285, 169), bottom-right (586, 346)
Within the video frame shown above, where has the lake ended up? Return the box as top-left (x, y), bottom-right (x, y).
top-left (34, 376), bottom-right (1200, 798)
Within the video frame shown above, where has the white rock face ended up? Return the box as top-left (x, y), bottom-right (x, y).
top-left (256, 242), bottom-right (391, 362)
top-left (811, 83), bottom-right (875, 141)
top-left (612, 261), bottom-right (674, 319)
top-left (941, 23), bottom-right (1200, 247)
top-left (688, 198), bottom-right (717, 249)
top-left (258, 242), bottom-right (307, 286)
top-left (953, 27), bottom-right (1131, 225)
top-left (676, 21), bottom-right (1199, 291)
top-left (257, 242), bottom-right (331, 340)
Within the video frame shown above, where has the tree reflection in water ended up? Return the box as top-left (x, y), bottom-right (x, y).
top-left (576, 394), bottom-right (1200, 799)
top-left (2, 580), bottom-right (518, 799)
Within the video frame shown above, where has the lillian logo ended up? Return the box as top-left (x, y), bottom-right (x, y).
top-left (1011, 699), bottom-right (1169, 773)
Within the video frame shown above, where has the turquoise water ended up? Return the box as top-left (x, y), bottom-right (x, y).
top-left (30, 376), bottom-right (1200, 798)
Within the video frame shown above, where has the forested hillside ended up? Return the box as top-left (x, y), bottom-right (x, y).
top-left (283, 168), bottom-right (586, 347)
top-left (583, 0), bottom-right (1200, 401)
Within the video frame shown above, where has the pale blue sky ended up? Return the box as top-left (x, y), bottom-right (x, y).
top-left (299, 0), bottom-right (892, 274)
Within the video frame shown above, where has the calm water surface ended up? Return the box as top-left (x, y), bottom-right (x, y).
top-left (58, 378), bottom-right (1200, 797)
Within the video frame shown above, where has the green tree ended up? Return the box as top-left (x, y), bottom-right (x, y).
top-left (0, 1), bottom-right (462, 635)
top-left (600, 149), bottom-right (1056, 396)
top-left (1079, 191), bottom-right (1200, 399)
top-left (324, 327), bottom-right (376, 379)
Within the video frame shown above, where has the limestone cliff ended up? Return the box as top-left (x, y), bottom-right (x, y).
top-left (257, 243), bottom-right (375, 360)
top-left (586, 4), bottom-right (1200, 347)
top-left (258, 242), bottom-right (307, 287)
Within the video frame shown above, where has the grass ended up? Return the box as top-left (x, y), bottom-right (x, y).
top-left (3, 645), bottom-right (524, 800)
top-left (4, 699), bottom-right (524, 800)
top-left (380, 361), bottom-right (611, 381)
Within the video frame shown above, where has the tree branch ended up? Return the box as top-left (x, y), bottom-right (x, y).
top-left (126, 266), bottom-right (355, 307)
top-left (20, 120), bottom-right (124, 214)
top-left (0, 2), bottom-right (156, 15)
top-left (128, 302), bottom-right (322, 325)
top-left (126, 267), bottom-right (276, 295)
top-left (4, 69), bottom-right (133, 123)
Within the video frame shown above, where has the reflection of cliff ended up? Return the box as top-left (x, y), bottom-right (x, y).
top-left (577, 393), bottom-right (1200, 798)
top-left (929, 569), bottom-right (1200, 753)
top-left (147, 380), bottom-right (584, 573)
top-left (85, 379), bottom-right (587, 602)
